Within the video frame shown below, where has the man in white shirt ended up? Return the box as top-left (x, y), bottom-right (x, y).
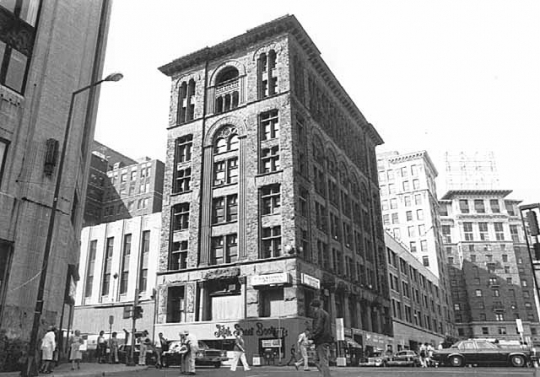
top-left (294, 329), bottom-right (311, 371)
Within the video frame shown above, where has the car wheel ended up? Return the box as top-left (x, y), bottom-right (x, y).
top-left (510, 355), bottom-right (526, 367)
top-left (214, 362), bottom-right (221, 368)
top-left (449, 355), bottom-right (464, 367)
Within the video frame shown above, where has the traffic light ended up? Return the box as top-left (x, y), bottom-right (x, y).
top-left (134, 305), bottom-right (143, 319)
top-left (123, 306), bottom-right (133, 319)
top-left (527, 210), bottom-right (540, 236)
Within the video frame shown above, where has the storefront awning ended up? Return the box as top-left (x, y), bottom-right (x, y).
top-left (344, 337), bottom-right (362, 348)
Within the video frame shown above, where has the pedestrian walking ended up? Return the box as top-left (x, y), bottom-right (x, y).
top-left (309, 299), bottom-right (333, 377)
top-left (109, 332), bottom-right (119, 364)
top-left (138, 330), bottom-right (150, 366)
top-left (97, 330), bottom-right (107, 363)
top-left (69, 330), bottom-right (84, 370)
top-left (230, 330), bottom-right (250, 372)
top-left (183, 330), bottom-right (198, 375)
top-left (294, 329), bottom-right (311, 371)
top-left (157, 333), bottom-right (169, 368)
top-left (426, 343), bottom-right (434, 367)
top-left (419, 343), bottom-right (427, 368)
top-left (39, 326), bottom-right (56, 374)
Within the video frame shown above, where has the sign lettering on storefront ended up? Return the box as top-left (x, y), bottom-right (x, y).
top-left (301, 273), bottom-right (320, 289)
top-left (251, 273), bottom-right (290, 286)
top-left (214, 322), bottom-right (289, 339)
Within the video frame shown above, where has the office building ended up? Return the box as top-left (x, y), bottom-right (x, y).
top-left (0, 0), bottom-right (111, 343)
top-left (440, 190), bottom-right (540, 342)
top-left (377, 150), bottom-right (454, 334)
top-left (155, 15), bottom-right (392, 362)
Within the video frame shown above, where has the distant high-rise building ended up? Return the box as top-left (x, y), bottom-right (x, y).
top-left (439, 190), bottom-right (540, 341)
top-left (155, 15), bottom-right (392, 358)
top-left (84, 141), bottom-right (137, 226)
top-left (445, 151), bottom-right (500, 190)
top-left (0, 0), bottom-right (112, 342)
top-left (377, 150), bottom-right (455, 336)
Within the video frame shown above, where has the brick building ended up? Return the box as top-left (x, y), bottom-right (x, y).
top-left (0, 0), bottom-right (111, 342)
top-left (384, 233), bottom-right (446, 351)
top-left (154, 15), bottom-right (392, 362)
top-left (439, 190), bottom-right (540, 342)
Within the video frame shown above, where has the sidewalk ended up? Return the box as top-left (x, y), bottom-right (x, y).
top-left (0, 363), bottom-right (148, 377)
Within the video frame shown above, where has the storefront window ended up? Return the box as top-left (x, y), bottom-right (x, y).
top-left (260, 288), bottom-right (284, 317)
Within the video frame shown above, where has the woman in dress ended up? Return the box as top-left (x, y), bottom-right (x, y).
top-left (69, 330), bottom-right (84, 370)
top-left (40, 326), bottom-right (56, 374)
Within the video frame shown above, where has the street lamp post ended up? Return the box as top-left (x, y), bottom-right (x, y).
top-left (23, 73), bottom-right (123, 377)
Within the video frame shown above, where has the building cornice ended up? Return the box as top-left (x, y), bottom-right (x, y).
top-left (158, 15), bottom-right (383, 145)
top-left (386, 150), bottom-right (438, 177)
top-left (441, 189), bottom-right (513, 200)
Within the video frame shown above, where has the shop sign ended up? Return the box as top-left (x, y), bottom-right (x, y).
top-left (261, 339), bottom-right (282, 348)
top-left (251, 272), bottom-right (290, 286)
top-left (214, 322), bottom-right (289, 339)
top-left (301, 273), bottom-right (320, 289)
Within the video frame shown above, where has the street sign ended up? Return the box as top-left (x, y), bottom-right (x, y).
top-left (109, 315), bottom-right (114, 325)
top-left (336, 318), bottom-right (344, 341)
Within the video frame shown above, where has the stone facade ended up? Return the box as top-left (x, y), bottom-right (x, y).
top-left (0, 0), bottom-right (111, 342)
top-left (156, 15), bottom-right (391, 362)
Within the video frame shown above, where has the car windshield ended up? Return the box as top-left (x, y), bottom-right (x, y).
top-left (198, 341), bottom-right (209, 350)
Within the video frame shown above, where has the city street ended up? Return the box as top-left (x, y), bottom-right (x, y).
top-left (111, 366), bottom-right (540, 377)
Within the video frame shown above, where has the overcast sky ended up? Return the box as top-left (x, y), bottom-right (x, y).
top-left (95, 0), bottom-right (540, 203)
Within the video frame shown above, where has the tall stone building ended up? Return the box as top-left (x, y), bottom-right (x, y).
top-left (377, 150), bottom-right (454, 335)
top-left (0, 0), bottom-right (112, 342)
top-left (440, 190), bottom-right (540, 342)
top-left (155, 15), bottom-right (392, 361)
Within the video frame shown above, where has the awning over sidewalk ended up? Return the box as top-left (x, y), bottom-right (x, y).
top-left (344, 337), bottom-right (362, 348)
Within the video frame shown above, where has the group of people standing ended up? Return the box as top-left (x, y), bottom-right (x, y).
top-left (418, 342), bottom-right (436, 367)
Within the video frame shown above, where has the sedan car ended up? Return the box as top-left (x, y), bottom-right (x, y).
top-left (385, 350), bottom-right (421, 367)
top-left (162, 340), bottom-right (228, 368)
top-left (432, 339), bottom-right (537, 367)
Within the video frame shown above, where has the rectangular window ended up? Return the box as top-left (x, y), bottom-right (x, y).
top-left (0, 138), bottom-right (8, 188)
top-left (101, 237), bottom-right (114, 296)
top-left (170, 240), bottom-right (188, 270)
top-left (459, 199), bottom-right (469, 214)
top-left (119, 234), bottom-right (131, 295)
top-left (262, 226), bottom-right (281, 258)
top-left (490, 199), bottom-right (500, 213)
top-left (85, 240), bottom-right (97, 297)
top-left (213, 158), bottom-right (238, 186)
top-left (261, 110), bottom-right (279, 140)
top-left (261, 185), bottom-right (281, 215)
top-left (261, 146), bottom-right (280, 173)
top-left (260, 288), bottom-right (285, 317)
top-left (402, 181), bottom-right (410, 191)
top-left (474, 199), bottom-right (485, 213)
top-left (422, 256), bottom-right (429, 266)
top-left (212, 194), bottom-right (238, 224)
top-left (167, 286), bottom-right (185, 323)
top-left (0, 40), bottom-right (31, 94)
top-left (139, 231), bottom-right (150, 292)
top-left (412, 179), bottom-right (420, 190)
top-left (172, 203), bottom-right (190, 230)
top-left (173, 167), bottom-right (191, 193)
top-left (390, 198), bottom-right (398, 209)
top-left (494, 222), bottom-right (504, 240)
top-left (505, 202), bottom-right (516, 216)
top-left (410, 241), bottom-right (417, 252)
top-left (211, 234), bottom-right (238, 265)
top-left (414, 194), bottom-right (422, 205)
top-left (404, 196), bottom-right (411, 207)
top-left (175, 135), bottom-right (193, 163)
top-left (463, 222), bottom-right (473, 241)
top-left (479, 222), bottom-right (489, 241)
top-left (510, 225), bottom-right (520, 242)
top-left (299, 187), bottom-right (309, 217)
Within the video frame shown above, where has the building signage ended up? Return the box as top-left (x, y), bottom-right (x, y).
top-left (301, 273), bottom-right (320, 289)
top-left (251, 273), bottom-right (290, 286)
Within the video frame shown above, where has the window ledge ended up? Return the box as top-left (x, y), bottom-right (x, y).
top-left (256, 169), bottom-right (283, 178)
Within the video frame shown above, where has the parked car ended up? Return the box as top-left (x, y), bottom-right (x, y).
top-left (358, 351), bottom-right (388, 367)
top-left (117, 344), bottom-right (156, 365)
top-left (432, 339), bottom-right (537, 367)
top-left (162, 340), bottom-right (228, 368)
top-left (385, 350), bottom-right (421, 367)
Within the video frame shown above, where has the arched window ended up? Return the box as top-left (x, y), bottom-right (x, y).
top-left (326, 151), bottom-right (337, 177)
top-left (312, 136), bottom-right (324, 164)
top-left (215, 67), bottom-right (240, 114)
top-left (215, 138), bottom-right (227, 154)
top-left (229, 134), bottom-right (239, 151)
